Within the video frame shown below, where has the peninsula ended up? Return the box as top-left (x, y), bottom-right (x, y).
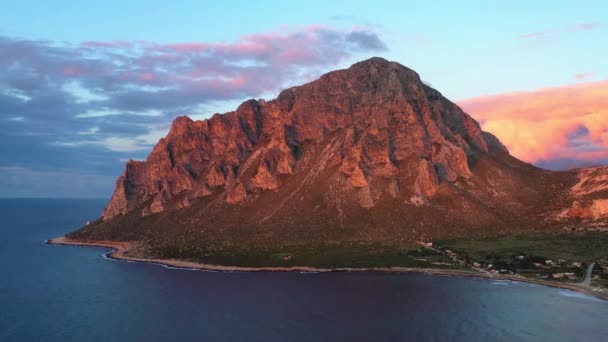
top-left (52, 58), bottom-right (608, 297)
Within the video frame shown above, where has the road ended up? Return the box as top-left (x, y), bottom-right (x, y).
top-left (582, 262), bottom-right (595, 287)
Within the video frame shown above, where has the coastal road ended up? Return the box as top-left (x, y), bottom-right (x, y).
top-left (582, 263), bottom-right (595, 287)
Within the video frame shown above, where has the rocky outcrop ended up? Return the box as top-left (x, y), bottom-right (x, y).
top-left (559, 166), bottom-right (608, 221)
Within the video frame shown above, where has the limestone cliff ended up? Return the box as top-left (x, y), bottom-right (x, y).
top-left (102, 58), bottom-right (504, 219)
top-left (71, 58), bottom-right (605, 249)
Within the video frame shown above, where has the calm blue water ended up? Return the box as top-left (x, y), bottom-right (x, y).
top-left (1, 199), bottom-right (607, 341)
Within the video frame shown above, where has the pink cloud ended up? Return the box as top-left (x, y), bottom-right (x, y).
top-left (139, 72), bottom-right (154, 81)
top-left (519, 28), bottom-right (560, 39)
top-left (458, 81), bottom-right (608, 168)
top-left (520, 22), bottom-right (601, 39)
top-left (230, 75), bottom-right (246, 87)
top-left (0, 25), bottom-right (386, 118)
top-left (572, 22), bottom-right (602, 31)
top-left (574, 72), bottom-right (597, 80)
top-left (62, 66), bottom-right (80, 76)
top-left (163, 43), bottom-right (209, 52)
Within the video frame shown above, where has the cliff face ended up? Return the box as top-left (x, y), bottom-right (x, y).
top-left (559, 166), bottom-right (608, 224)
top-left (77, 57), bottom-right (605, 248)
top-left (103, 58), bottom-right (505, 219)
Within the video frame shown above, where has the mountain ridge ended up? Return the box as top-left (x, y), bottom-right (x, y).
top-left (70, 57), bottom-right (607, 252)
top-left (102, 57), bottom-right (505, 218)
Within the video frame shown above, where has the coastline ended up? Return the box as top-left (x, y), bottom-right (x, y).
top-left (47, 236), bottom-right (608, 301)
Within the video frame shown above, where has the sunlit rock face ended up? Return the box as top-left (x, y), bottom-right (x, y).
top-left (98, 57), bottom-right (606, 240)
top-left (559, 166), bottom-right (608, 221)
top-left (103, 58), bottom-right (498, 219)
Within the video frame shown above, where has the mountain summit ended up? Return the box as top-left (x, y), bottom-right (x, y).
top-left (71, 58), bottom-right (607, 250)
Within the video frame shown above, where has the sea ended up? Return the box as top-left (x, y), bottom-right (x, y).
top-left (1, 198), bottom-right (607, 341)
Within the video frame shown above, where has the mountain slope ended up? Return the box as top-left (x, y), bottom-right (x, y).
top-left (69, 58), bottom-right (607, 254)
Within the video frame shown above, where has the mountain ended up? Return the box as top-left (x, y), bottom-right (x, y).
top-left (69, 57), bottom-right (607, 255)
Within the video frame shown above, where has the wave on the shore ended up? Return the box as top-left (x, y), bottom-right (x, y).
top-left (558, 290), bottom-right (606, 303)
top-left (491, 280), bottom-right (513, 286)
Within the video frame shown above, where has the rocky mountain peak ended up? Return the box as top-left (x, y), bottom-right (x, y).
top-left (66, 57), bottom-right (608, 253)
top-left (101, 58), bottom-right (509, 220)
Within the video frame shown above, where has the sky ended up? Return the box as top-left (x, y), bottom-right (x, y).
top-left (1, 0), bottom-right (607, 198)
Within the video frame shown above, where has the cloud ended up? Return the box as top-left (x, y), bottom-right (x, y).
top-left (508, 22), bottom-right (603, 54)
top-left (0, 25), bottom-right (387, 197)
top-left (519, 22), bottom-right (601, 39)
top-left (345, 31), bottom-right (388, 51)
top-left (458, 81), bottom-right (608, 170)
top-left (2, 25), bottom-right (387, 115)
top-left (574, 72), bottom-right (597, 80)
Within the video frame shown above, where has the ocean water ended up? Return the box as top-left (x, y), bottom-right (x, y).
top-left (1, 199), bottom-right (607, 341)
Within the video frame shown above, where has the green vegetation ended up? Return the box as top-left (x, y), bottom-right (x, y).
top-left (151, 241), bottom-right (464, 269)
top-left (592, 259), bottom-right (608, 288)
top-left (436, 232), bottom-right (608, 263)
top-left (143, 231), bottom-right (608, 288)
top-left (437, 232), bottom-right (608, 284)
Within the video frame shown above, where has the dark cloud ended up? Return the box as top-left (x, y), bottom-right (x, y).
top-left (0, 25), bottom-right (387, 197)
top-left (346, 31), bottom-right (388, 51)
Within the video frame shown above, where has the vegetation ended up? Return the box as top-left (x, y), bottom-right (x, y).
top-left (436, 232), bottom-right (608, 284)
top-left (143, 231), bottom-right (608, 289)
top-left (592, 258), bottom-right (608, 288)
top-left (150, 241), bottom-right (464, 269)
top-left (436, 232), bottom-right (608, 263)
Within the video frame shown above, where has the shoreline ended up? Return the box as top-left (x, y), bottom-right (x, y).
top-left (47, 236), bottom-right (608, 301)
